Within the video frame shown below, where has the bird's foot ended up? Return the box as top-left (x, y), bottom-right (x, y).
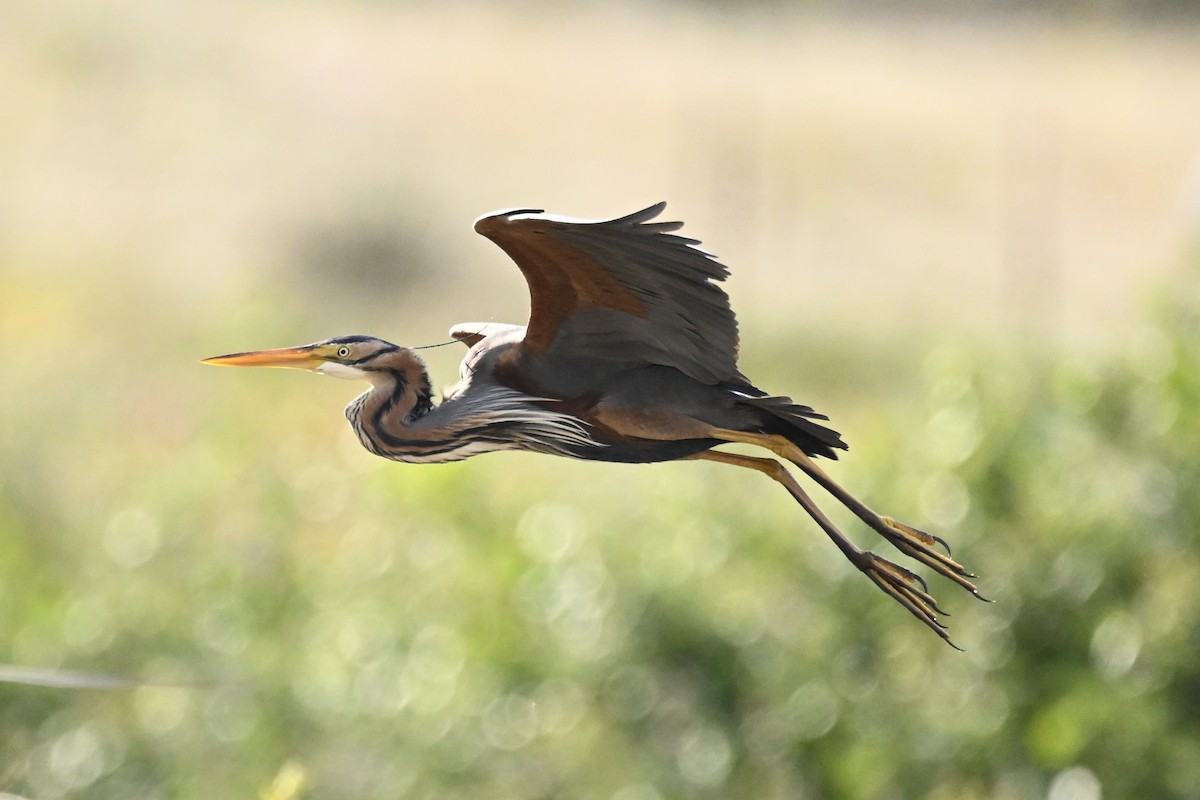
top-left (878, 516), bottom-right (990, 602)
top-left (852, 549), bottom-right (961, 649)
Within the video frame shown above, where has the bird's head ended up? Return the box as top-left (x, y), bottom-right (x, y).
top-left (202, 335), bottom-right (410, 382)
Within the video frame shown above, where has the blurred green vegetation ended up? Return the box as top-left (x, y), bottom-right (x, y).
top-left (2, 252), bottom-right (1198, 799)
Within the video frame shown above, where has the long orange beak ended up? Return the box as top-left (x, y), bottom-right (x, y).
top-left (201, 345), bottom-right (325, 370)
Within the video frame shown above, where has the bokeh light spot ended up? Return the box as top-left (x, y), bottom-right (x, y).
top-left (1089, 611), bottom-right (1142, 681)
top-left (292, 650), bottom-right (350, 716)
top-left (102, 507), bottom-right (161, 569)
top-left (61, 596), bottom-right (115, 654)
top-left (603, 666), bottom-right (659, 723)
top-left (1047, 766), bottom-right (1102, 800)
top-left (1026, 699), bottom-right (1087, 768)
top-left (197, 601), bottom-right (251, 656)
top-left (48, 723), bottom-right (107, 792)
top-left (516, 503), bottom-right (582, 563)
top-left (789, 680), bottom-right (841, 741)
top-left (404, 625), bottom-right (466, 715)
top-left (481, 693), bottom-right (539, 751)
top-left (1130, 459), bottom-right (1176, 517)
top-left (676, 724), bottom-right (732, 788)
top-left (612, 784), bottom-right (663, 800)
top-left (203, 687), bottom-right (260, 743)
top-left (532, 677), bottom-right (586, 735)
top-left (352, 658), bottom-right (411, 716)
top-left (919, 471), bottom-right (971, 529)
top-left (1049, 549), bottom-right (1104, 605)
top-left (134, 686), bottom-right (190, 735)
top-left (925, 405), bottom-right (982, 467)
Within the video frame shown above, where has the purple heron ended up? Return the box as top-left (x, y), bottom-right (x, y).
top-left (204, 203), bottom-right (983, 646)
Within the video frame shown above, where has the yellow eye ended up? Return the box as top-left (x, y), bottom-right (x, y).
top-left (336, 346), bottom-right (350, 358)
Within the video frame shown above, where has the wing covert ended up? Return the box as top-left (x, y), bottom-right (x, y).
top-left (473, 203), bottom-right (744, 385)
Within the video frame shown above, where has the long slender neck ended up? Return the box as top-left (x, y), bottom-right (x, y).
top-left (345, 350), bottom-right (435, 456)
top-left (343, 345), bottom-right (602, 465)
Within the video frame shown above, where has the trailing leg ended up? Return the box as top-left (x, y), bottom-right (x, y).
top-left (709, 429), bottom-right (986, 602)
top-left (689, 450), bottom-right (960, 647)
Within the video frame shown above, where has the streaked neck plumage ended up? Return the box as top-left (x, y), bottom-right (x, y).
top-left (341, 344), bottom-right (603, 465)
top-left (344, 349), bottom-right (435, 457)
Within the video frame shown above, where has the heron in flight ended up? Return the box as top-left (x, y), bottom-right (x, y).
top-left (205, 203), bottom-right (983, 645)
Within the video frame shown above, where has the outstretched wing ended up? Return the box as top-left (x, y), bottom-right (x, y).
top-left (473, 203), bottom-right (745, 385)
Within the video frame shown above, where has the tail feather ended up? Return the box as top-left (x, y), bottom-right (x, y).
top-left (737, 394), bottom-right (848, 459)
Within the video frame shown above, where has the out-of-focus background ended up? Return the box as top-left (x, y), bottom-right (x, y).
top-left (2, 2), bottom-right (1199, 798)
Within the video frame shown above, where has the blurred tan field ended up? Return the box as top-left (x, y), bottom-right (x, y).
top-left (5, 3), bottom-right (1199, 344)
top-left (2, 3), bottom-right (1200, 799)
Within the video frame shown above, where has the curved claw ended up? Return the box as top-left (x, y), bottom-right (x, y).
top-left (907, 566), bottom-right (930, 596)
top-left (884, 517), bottom-right (955, 558)
top-left (855, 551), bottom-right (962, 649)
top-left (879, 517), bottom-right (984, 595)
